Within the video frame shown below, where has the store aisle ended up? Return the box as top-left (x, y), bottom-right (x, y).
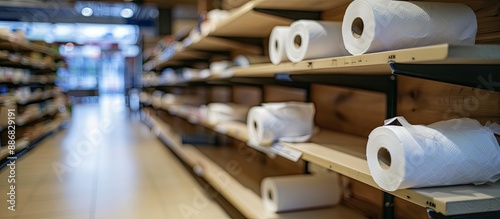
top-left (0, 96), bottom-right (229, 219)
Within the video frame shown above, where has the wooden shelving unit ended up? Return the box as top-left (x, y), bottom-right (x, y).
top-left (144, 110), bottom-right (368, 219)
top-left (280, 131), bottom-right (500, 216)
top-left (233, 44), bottom-right (500, 76)
top-left (145, 44), bottom-right (500, 86)
top-left (0, 32), bottom-right (69, 168)
top-left (0, 35), bottom-right (63, 60)
top-left (141, 0), bottom-right (500, 218)
top-left (146, 100), bottom-right (500, 216)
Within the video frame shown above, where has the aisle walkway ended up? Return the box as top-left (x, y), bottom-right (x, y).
top-left (0, 96), bottom-right (229, 219)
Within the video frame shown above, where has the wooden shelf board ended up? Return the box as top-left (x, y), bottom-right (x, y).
top-left (0, 57), bottom-right (56, 72)
top-left (253, 0), bottom-right (351, 11)
top-left (145, 111), bottom-right (367, 219)
top-left (209, 1), bottom-right (292, 38)
top-left (232, 44), bottom-right (500, 77)
top-left (153, 50), bottom-right (209, 70)
top-left (280, 129), bottom-right (500, 216)
top-left (166, 105), bottom-right (250, 143)
top-left (0, 35), bottom-right (62, 59)
top-left (188, 36), bottom-right (261, 54)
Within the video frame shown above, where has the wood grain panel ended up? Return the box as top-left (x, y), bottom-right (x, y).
top-left (345, 180), bottom-right (428, 219)
top-left (232, 86), bottom-right (262, 106)
top-left (395, 197), bottom-right (429, 219)
top-left (321, 2), bottom-right (350, 21)
top-left (397, 76), bottom-right (500, 125)
top-left (210, 86), bottom-right (232, 103)
top-left (263, 85), bottom-right (306, 102)
top-left (345, 180), bottom-right (383, 219)
top-left (311, 84), bottom-right (386, 137)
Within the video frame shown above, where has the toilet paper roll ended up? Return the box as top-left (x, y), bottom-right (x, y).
top-left (139, 92), bottom-right (151, 106)
top-left (161, 94), bottom-right (178, 109)
top-left (247, 102), bottom-right (315, 146)
top-left (182, 68), bottom-right (211, 80)
top-left (261, 173), bottom-right (342, 212)
top-left (269, 26), bottom-right (290, 65)
top-left (367, 117), bottom-right (500, 191)
top-left (151, 91), bottom-right (164, 109)
top-left (342, 0), bottom-right (477, 55)
top-left (207, 103), bottom-right (250, 124)
top-left (210, 61), bottom-right (232, 74)
top-left (233, 55), bottom-right (270, 67)
top-left (285, 20), bottom-right (348, 63)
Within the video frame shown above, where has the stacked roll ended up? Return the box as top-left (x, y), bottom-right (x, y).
top-left (247, 102), bottom-right (315, 146)
top-left (267, 1), bottom-right (477, 64)
top-left (151, 91), bottom-right (164, 109)
top-left (261, 173), bottom-right (342, 212)
top-left (367, 117), bottom-right (500, 191)
top-left (182, 68), bottom-right (211, 80)
top-left (206, 103), bottom-right (250, 124)
top-left (342, 0), bottom-right (477, 55)
top-left (268, 20), bottom-right (348, 64)
top-left (139, 92), bottom-right (152, 106)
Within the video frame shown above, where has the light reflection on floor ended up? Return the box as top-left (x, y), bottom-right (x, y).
top-left (0, 95), bottom-right (229, 219)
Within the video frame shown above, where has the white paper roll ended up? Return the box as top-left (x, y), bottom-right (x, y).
top-left (285, 20), bottom-right (348, 63)
top-left (207, 103), bottom-right (250, 124)
top-left (367, 117), bottom-right (500, 191)
top-left (247, 102), bottom-right (315, 146)
top-left (182, 68), bottom-right (211, 80)
top-left (210, 61), bottom-right (232, 74)
top-left (151, 91), bottom-right (164, 109)
top-left (261, 173), bottom-right (342, 212)
top-left (269, 26), bottom-right (290, 65)
top-left (342, 0), bottom-right (477, 55)
top-left (139, 92), bottom-right (151, 105)
top-left (161, 94), bottom-right (177, 109)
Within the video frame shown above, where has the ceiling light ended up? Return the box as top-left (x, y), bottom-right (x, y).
top-left (81, 7), bottom-right (93, 17)
top-left (120, 8), bottom-right (134, 18)
top-left (64, 42), bottom-right (74, 52)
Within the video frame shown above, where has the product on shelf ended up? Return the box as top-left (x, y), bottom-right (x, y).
top-left (247, 102), bottom-right (315, 146)
top-left (261, 173), bottom-right (342, 212)
top-left (367, 117), bottom-right (500, 191)
top-left (342, 0), bottom-right (477, 55)
top-left (209, 60), bottom-right (232, 75)
top-left (151, 91), bottom-right (164, 109)
top-left (286, 20), bottom-right (348, 63)
top-left (204, 103), bottom-right (250, 124)
top-left (269, 26), bottom-right (290, 65)
top-left (139, 92), bottom-right (152, 106)
top-left (182, 68), bottom-right (211, 80)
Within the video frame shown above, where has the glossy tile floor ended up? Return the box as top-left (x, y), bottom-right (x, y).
top-left (0, 96), bottom-right (229, 219)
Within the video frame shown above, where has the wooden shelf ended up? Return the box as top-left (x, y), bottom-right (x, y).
top-left (145, 0), bottom-right (352, 70)
top-left (145, 37), bottom-right (261, 71)
top-left (0, 55), bottom-right (56, 72)
top-left (165, 104), bottom-right (251, 144)
top-left (154, 50), bottom-right (209, 70)
top-left (1, 114), bottom-right (67, 161)
top-left (144, 110), bottom-right (367, 219)
top-left (279, 129), bottom-right (500, 216)
top-left (209, 1), bottom-right (291, 38)
top-left (144, 44), bottom-right (500, 86)
top-left (253, 0), bottom-right (350, 11)
top-left (0, 35), bottom-right (63, 60)
top-left (232, 44), bottom-right (500, 77)
top-left (208, 0), bottom-right (350, 37)
top-left (187, 36), bottom-right (262, 54)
